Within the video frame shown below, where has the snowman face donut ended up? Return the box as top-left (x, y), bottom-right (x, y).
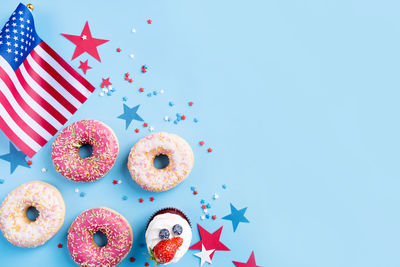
top-left (146, 209), bottom-right (192, 265)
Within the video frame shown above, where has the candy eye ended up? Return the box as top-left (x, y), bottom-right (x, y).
top-left (159, 229), bottom-right (170, 240)
top-left (172, 224), bottom-right (183, 235)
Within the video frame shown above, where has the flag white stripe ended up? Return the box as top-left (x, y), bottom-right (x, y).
top-left (0, 96), bottom-right (41, 152)
top-left (34, 45), bottom-right (92, 98)
top-left (26, 55), bottom-right (82, 108)
top-left (19, 64), bottom-right (72, 121)
top-left (0, 57), bottom-right (54, 140)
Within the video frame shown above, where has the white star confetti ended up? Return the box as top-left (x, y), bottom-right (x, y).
top-left (213, 193), bottom-right (219, 200)
top-left (41, 168), bottom-right (46, 173)
top-left (129, 54), bottom-right (134, 59)
top-left (131, 28), bottom-right (136, 33)
top-left (194, 244), bottom-right (214, 266)
top-left (74, 188), bottom-right (79, 193)
top-left (159, 89), bottom-right (164, 94)
top-left (149, 126), bottom-right (154, 132)
top-left (164, 116), bottom-right (169, 121)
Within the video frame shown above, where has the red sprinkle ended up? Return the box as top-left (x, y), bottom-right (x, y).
top-left (193, 190), bottom-right (198, 195)
top-left (189, 101), bottom-right (194, 106)
top-left (199, 141), bottom-right (205, 146)
top-left (181, 115), bottom-right (186, 120)
top-left (112, 180), bottom-right (118, 185)
top-left (139, 88), bottom-right (144, 92)
top-left (129, 78), bottom-right (133, 83)
top-left (27, 160), bottom-right (32, 165)
top-left (147, 19), bottom-right (152, 24)
top-left (212, 215), bottom-right (217, 220)
top-left (150, 197), bottom-right (154, 202)
top-left (139, 198), bottom-right (143, 203)
top-left (130, 257), bottom-right (136, 262)
top-left (116, 48), bottom-right (121, 52)
top-left (57, 243), bottom-right (63, 248)
top-left (143, 122), bottom-right (148, 127)
top-left (208, 148), bottom-right (213, 153)
top-left (135, 128), bottom-right (139, 133)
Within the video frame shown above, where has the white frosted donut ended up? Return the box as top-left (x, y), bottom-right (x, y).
top-left (128, 132), bottom-right (194, 192)
top-left (0, 181), bottom-right (65, 248)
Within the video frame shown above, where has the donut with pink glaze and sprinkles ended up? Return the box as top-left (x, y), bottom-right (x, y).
top-left (128, 132), bottom-right (194, 192)
top-left (0, 181), bottom-right (65, 248)
top-left (52, 119), bottom-right (119, 182)
top-left (67, 207), bottom-right (133, 267)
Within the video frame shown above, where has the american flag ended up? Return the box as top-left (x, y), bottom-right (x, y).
top-left (0, 4), bottom-right (95, 158)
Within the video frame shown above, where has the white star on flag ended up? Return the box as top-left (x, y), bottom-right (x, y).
top-left (194, 244), bottom-right (215, 266)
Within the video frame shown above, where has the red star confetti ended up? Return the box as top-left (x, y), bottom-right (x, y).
top-left (202, 205), bottom-right (207, 209)
top-left (145, 262), bottom-right (149, 266)
top-left (181, 115), bottom-right (186, 120)
top-left (143, 122), bottom-right (148, 127)
top-left (135, 128), bottom-right (139, 133)
top-left (125, 72), bottom-right (130, 77)
top-left (129, 78), bottom-right (133, 83)
top-left (57, 243), bottom-right (63, 248)
top-left (189, 101), bottom-right (194, 106)
top-left (139, 88), bottom-right (144, 92)
top-left (116, 48), bottom-right (121, 52)
top-left (27, 160), bottom-right (32, 166)
top-left (190, 224), bottom-right (230, 259)
top-left (101, 78), bottom-right (112, 88)
top-left (112, 180), bottom-right (118, 185)
top-left (78, 59), bottom-right (92, 74)
top-left (212, 215), bottom-right (217, 220)
top-left (147, 19), bottom-right (152, 24)
top-left (150, 197), bottom-right (154, 202)
top-left (199, 141), bottom-right (205, 146)
top-left (208, 148), bottom-right (213, 153)
top-left (130, 257), bottom-right (136, 262)
top-left (141, 65), bottom-right (147, 73)
top-left (61, 21), bottom-right (109, 62)
top-left (233, 251), bottom-right (262, 267)
top-left (193, 190), bottom-right (198, 195)
top-left (139, 198), bottom-right (143, 203)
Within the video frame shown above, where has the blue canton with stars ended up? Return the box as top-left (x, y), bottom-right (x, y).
top-left (222, 203), bottom-right (250, 232)
top-left (117, 104), bottom-right (144, 129)
top-left (0, 142), bottom-right (30, 174)
top-left (0, 3), bottom-right (41, 71)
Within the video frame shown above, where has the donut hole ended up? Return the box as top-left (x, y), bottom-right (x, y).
top-left (93, 231), bottom-right (108, 247)
top-left (153, 154), bottom-right (170, 169)
top-left (78, 143), bottom-right (93, 159)
top-left (26, 206), bottom-right (40, 222)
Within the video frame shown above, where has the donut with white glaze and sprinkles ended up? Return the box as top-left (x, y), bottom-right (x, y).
top-left (128, 132), bottom-right (194, 192)
top-left (52, 119), bottom-right (119, 182)
top-left (0, 181), bottom-right (65, 248)
top-left (67, 207), bottom-right (133, 267)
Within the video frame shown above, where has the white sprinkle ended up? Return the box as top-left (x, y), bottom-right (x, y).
top-left (213, 193), bottom-right (219, 200)
top-left (41, 168), bottom-right (46, 173)
top-left (129, 54), bottom-right (134, 59)
top-left (74, 188), bottom-right (79, 193)
top-left (131, 28), bottom-right (136, 33)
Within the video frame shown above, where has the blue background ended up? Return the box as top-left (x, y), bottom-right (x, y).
top-left (0, 0), bottom-right (399, 266)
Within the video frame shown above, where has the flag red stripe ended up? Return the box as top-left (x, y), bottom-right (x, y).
top-left (15, 69), bottom-right (68, 125)
top-left (39, 42), bottom-right (95, 93)
top-left (23, 60), bottom-right (78, 114)
top-left (29, 49), bottom-right (87, 104)
top-left (0, 88), bottom-right (47, 146)
top-left (0, 115), bottom-right (36, 158)
top-left (0, 67), bottom-right (58, 135)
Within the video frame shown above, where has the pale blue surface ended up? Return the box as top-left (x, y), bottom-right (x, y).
top-left (0, 0), bottom-right (400, 266)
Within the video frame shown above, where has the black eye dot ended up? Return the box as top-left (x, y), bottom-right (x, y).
top-left (159, 229), bottom-right (170, 240)
top-left (172, 224), bottom-right (183, 235)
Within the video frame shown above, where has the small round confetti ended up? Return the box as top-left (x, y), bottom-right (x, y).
top-left (160, 89), bottom-right (164, 94)
top-left (153, 91), bottom-right (158, 95)
top-left (207, 203), bottom-right (211, 208)
top-left (200, 199), bottom-right (205, 204)
top-left (122, 195), bottom-right (128, 201)
top-left (0, 179), bottom-right (4, 184)
top-left (206, 214), bottom-right (210, 219)
top-left (139, 198), bottom-right (143, 203)
top-left (191, 186), bottom-right (196, 191)
top-left (222, 184), bottom-right (227, 189)
top-left (79, 192), bottom-right (86, 197)
top-left (194, 118), bottom-right (199, 123)
top-left (147, 93), bottom-right (152, 97)
top-left (169, 101), bottom-right (174, 107)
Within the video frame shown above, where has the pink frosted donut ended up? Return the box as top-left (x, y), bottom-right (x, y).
top-left (67, 207), bottom-right (133, 267)
top-left (52, 119), bottom-right (119, 182)
top-left (128, 132), bottom-right (194, 192)
top-left (0, 181), bottom-right (65, 248)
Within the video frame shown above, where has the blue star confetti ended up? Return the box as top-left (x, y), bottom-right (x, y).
top-left (0, 142), bottom-right (30, 174)
top-left (117, 104), bottom-right (144, 129)
top-left (222, 203), bottom-right (250, 232)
